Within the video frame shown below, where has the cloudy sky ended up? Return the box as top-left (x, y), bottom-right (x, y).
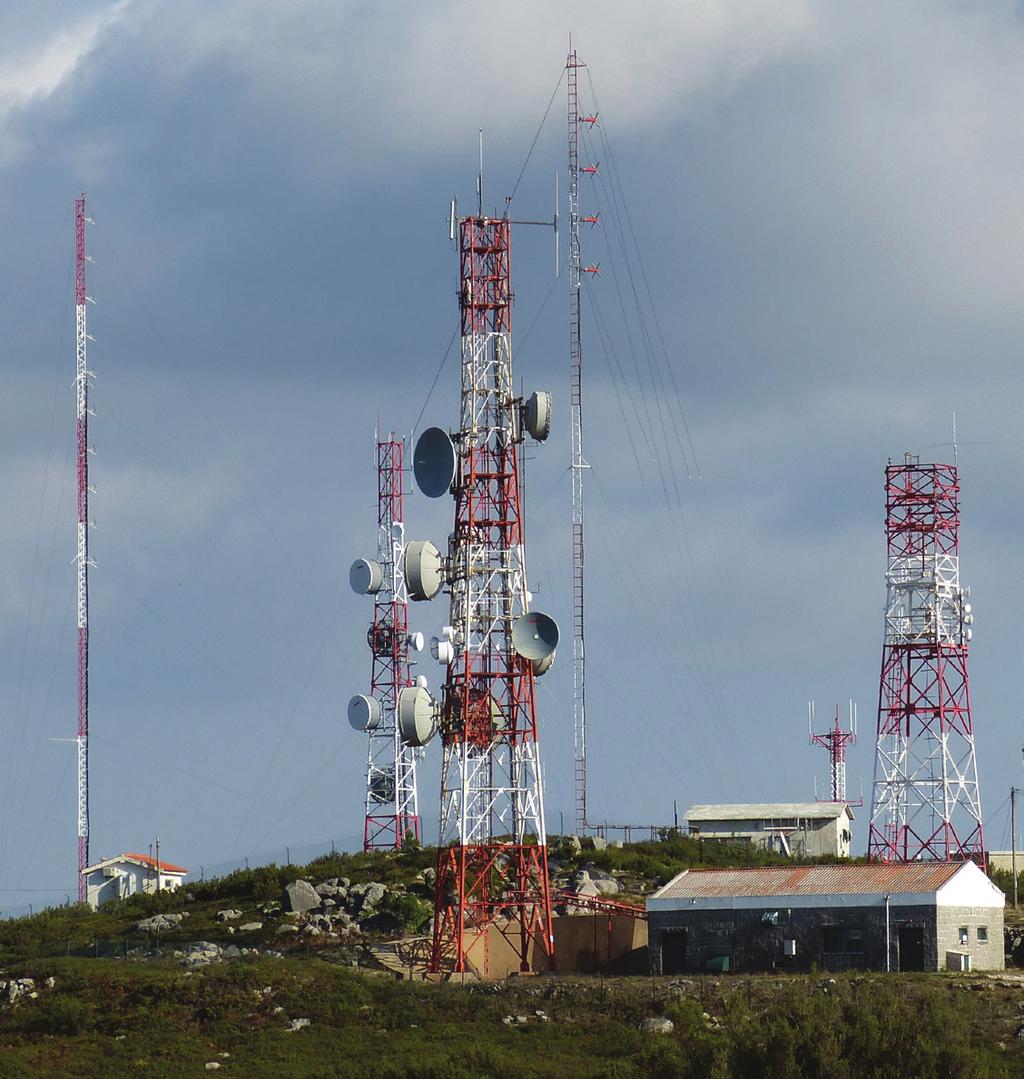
top-left (3, 0), bottom-right (1024, 911)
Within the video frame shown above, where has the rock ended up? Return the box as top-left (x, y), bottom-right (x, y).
top-left (639, 1017), bottom-right (674, 1034)
top-left (591, 836), bottom-right (608, 851)
top-left (815, 978), bottom-right (836, 993)
top-left (515, 1015), bottom-right (529, 1025)
top-left (284, 879), bottom-right (320, 913)
top-left (592, 878), bottom-right (622, 896)
top-left (610, 840), bottom-right (623, 849)
top-left (204, 1065), bottom-right (221, 1072)
top-left (222, 945), bottom-right (242, 959)
top-left (44, 978), bottom-right (55, 990)
top-left (321, 898), bottom-right (337, 910)
top-left (286, 1018), bottom-right (311, 1032)
top-left (216, 909), bottom-right (243, 922)
top-left (238, 922), bottom-right (263, 932)
top-left (276, 924), bottom-right (300, 935)
top-left (315, 883), bottom-right (340, 898)
top-left (135, 913), bottom-right (184, 933)
top-left (566, 835), bottom-right (583, 853)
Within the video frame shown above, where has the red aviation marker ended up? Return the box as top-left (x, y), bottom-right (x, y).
top-left (867, 455), bottom-right (985, 867)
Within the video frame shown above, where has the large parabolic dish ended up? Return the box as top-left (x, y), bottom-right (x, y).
top-left (511, 611), bottom-right (559, 675)
top-left (404, 540), bottom-right (443, 601)
top-left (413, 426), bottom-right (457, 498)
top-left (397, 686), bottom-right (437, 746)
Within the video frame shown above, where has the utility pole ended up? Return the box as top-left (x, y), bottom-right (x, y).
top-left (1012, 787), bottom-right (1018, 909)
top-left (155, 836), bottom-right (161, 894)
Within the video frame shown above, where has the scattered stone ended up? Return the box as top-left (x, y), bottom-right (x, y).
top-left (639, 1017), bottom-right (674, 1034)
top-left (216, 909), bottom-right (243, 922)
top-left (284, 879), bottom-right (320, 913)
top-left (204, 1065), bottom-right (221, 1072)
top-left (565, 835), bottom-right (583, 853)
top-left (286, 1017), bottom-right (311, 1032)
top-left (273, 1006), bottom-right (285, 1015)
top-left (815, 978), bottom-right (837, 993)
top-left (135, 913), bottom-right (184, 933)
top-left (222, 945), bottom-right (242, 959)
top-left (44, 978), bottom-right (55, 990)
top-left (276, 924), bottom-right (300, 935)
top-left (238, 922), bottom-right (263, 932)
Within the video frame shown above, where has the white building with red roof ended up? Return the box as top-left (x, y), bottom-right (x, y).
top-left (81, 852), bottom-right (188, 909)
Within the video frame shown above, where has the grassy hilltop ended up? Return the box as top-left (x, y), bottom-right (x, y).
top-left (0, 837), bottom-right (1019, 1078)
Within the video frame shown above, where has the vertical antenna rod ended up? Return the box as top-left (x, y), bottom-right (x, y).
top-left (809, 702), bottom-right (859, 804)
top-left (74, 194), bottom-right (93, 901)
top-left (567, 44), bottom-right (588, 837)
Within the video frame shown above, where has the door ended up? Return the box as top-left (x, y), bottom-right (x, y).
top-left (898, 927), bottom-right (925, 972)
top-left (660, 929), bottom-right (688, 974)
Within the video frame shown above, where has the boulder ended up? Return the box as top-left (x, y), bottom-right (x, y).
top-left (639, 1017), bottom-right (674, 1034)
top-left (216, 909), bottom-right (243, 922)
top-left (591, 836), bottom-right (608, 851)
top-left (222, 945), bottom-right (242, 959)
top-left (286, 1018), bottom-right (311, 1032)
top-left (565, 834), bottom-right (583, 853)
top-left (135, 913), bottom-right (184, 933)
top-left (238, 922), bottom-right (263, 932)
top-left (276, 924), bottom-right (300, 935)
top-left (284, 880), bottom-right (320, 914)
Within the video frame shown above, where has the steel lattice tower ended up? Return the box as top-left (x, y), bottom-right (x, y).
top-left (74, 194), bottom-right (94, 901)
top-left (809, 704), bottom-right (857, 804)
top-left (429, 215), bottom-right (554, 975)
top-left (355, 437), bottom-right (420, 850)
top-left (567, 46), bottom-right (588, 837)
top-left (867, 454), bottom-right (985, 867)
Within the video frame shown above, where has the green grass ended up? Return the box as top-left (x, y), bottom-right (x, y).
top-left (0, 960), bottom-right (1016, 1078)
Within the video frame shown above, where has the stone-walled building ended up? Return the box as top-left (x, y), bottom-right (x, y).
top-left (647, 862), bottom-right (1003, 974)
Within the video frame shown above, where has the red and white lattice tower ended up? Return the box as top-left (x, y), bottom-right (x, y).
top-left (425, 213), bottom-right (555, 975)
top-left (867, 454), bottom-right (985, 867)
top-left (349, 436), bottom-right (420, 850)
top-left (809, 702), bottom-right (857, 804)
top-left (74, 194), bottom-right (94, 901)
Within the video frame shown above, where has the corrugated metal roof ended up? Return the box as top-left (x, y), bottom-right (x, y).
top-left (685, 803), bottom-right (854, 821)
top-left (652, 863), bottom-right (964, 901)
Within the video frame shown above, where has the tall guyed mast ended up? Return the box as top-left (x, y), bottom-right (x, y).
top-left (405, 205), bottom-right (558, 975)
top-left (349, 435), bottom-right (421, 850)
top-left (567, 46), bottom-right (600, 837)
top-left (867, 455), bottom-right (984, 866)
top-left (74, 194), bottom-right (94, 901)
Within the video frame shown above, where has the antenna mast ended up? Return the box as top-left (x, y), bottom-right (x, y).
top-left (809, 701), bottom-right (860, 804)
top-left (74, 194), bottom-right (93, 901)
top-left (867, 454), bottom-right (985, 867)
top-left (349, 436), bottom-right (420, 850)
top-left (567, 43), bottom-right (589, 837)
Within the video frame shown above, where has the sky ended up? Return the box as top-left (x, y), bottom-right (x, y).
top-left (3, 0), bottom-right (1024, 912)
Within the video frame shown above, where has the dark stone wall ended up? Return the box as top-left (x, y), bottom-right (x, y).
top-left (648, 903), bottom-right (938, 974)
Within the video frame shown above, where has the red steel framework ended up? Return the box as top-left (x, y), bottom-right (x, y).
top-left (430, 215), bottom-right (555, 975)
top-left (809, 704), bottom-right (860, 805)
top-left (867, 455), bottom-right (985, 867)
top-left (74, 194), bottom-right (92, 901)
top-left (362, 438), bottom-right (420, 850)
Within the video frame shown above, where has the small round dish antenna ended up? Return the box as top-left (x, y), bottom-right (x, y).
top-left (525, 391), bottom-right (552, 442)
top-left (430, 636), bottom-right (454, 664)
top-left (350, 558), bottom-right (383, 595)
top-left (413, 427), bottom-right (457, 498)
top-left (511, 611), bottom-right (559, 674)
top-left (405, 540), bottom-right (443, 601)
top-left (398, 686), bottom-right (438, 746)
top-left (348, 694), bottom-right (382, 732)
top-left (408, 631), bottom-right (425, 653)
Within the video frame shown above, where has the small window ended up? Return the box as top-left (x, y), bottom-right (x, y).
top-left (958, 927), bottom-right (969, 946)
top-left (977, 926), bottom-right (988, 943)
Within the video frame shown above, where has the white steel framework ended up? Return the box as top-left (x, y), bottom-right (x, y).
top-left (361, 437), bottom-right (420, 850)
top-left (868, 456), bottom-right (985, 865)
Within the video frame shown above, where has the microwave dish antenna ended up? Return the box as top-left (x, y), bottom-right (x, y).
top-left (413, 426), bottom-right (457, 498)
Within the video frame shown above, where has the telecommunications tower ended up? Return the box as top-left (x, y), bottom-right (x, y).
top-left (349, 435), bottom-right (422, 850)
top-left (808, 701), bottom-right (859, 804)
top-left (74, 194), bottom-right (94, 901)
top-left (405, 200), bottom-right (559, 975)
top-left (867, 454), bottom-right (985, 866)
top-left (567, 44), bottom-right (590, 837)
